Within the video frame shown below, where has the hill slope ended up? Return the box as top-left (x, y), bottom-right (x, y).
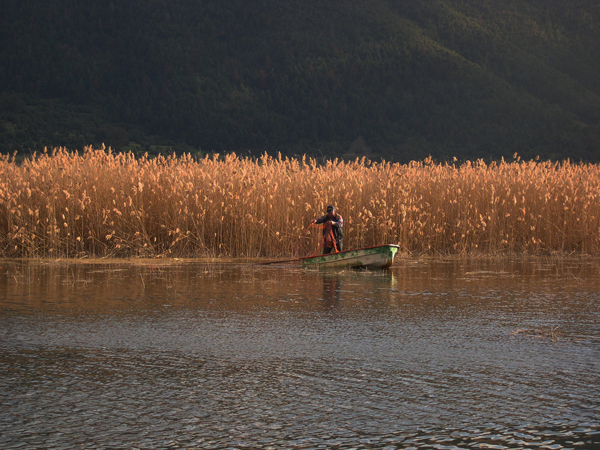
top-left (1, 0), bottom-right (599, 162)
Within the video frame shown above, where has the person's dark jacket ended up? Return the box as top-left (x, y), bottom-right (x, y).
top-left (315, 213), bottom-right (343, 243)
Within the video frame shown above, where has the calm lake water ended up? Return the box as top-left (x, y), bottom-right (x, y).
top-left (1, 257), bottom-right (599, 450)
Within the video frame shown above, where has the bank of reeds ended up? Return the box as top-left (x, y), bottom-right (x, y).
top-left (1, 147), bottom-right (599, 258)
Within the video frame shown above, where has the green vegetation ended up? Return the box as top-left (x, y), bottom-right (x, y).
top-left (1, 0), bottom-right (599, 162)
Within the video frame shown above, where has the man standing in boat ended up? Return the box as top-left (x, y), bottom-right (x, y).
top-left (311, 205), bottom-right (343, 253)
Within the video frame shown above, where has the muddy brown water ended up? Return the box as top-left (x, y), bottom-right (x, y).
top-left (1, 258), bottom-right (599, 449)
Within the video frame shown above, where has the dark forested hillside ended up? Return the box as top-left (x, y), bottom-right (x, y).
top-left (1, 0), bottom-right (599, 162)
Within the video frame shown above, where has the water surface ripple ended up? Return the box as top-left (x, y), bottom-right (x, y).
top-left (1, 258), bottom-right (599, 449)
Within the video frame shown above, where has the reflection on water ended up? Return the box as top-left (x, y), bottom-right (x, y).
top-left (1, 257), bottom-right (600, 449)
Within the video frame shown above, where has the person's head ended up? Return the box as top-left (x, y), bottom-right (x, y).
top-left (326, 205), bottom-right (336, 217)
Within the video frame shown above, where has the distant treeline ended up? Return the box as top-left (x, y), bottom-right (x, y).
top-left (1, 0), bottom-right (600, 162)
top-left (1, 148), bottom-right (599, 258)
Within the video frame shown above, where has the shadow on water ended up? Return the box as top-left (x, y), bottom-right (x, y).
top-left (1, 257), bottom-right (600, 449)
top-left (316, 268), bottom-right (397, 309)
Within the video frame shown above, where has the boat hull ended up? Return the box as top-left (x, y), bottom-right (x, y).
top-left (300, 244), bottom-right (399, 269)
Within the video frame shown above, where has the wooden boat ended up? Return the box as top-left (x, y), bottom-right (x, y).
top-left (300, 244), bottom-right (399, 269)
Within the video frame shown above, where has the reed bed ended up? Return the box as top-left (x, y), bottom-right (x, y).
top-left (1, 147), bottom-right (599, 258)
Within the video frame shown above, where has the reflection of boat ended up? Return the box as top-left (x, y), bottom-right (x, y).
top-left (300, 244), bottom-right (399, 269)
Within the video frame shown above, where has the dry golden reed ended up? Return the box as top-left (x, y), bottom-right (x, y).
top-left (1, 147), bottom-right (599, 258)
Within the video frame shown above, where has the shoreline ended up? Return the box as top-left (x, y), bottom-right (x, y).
top-left (2, 252), bottom-right (599, 266)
